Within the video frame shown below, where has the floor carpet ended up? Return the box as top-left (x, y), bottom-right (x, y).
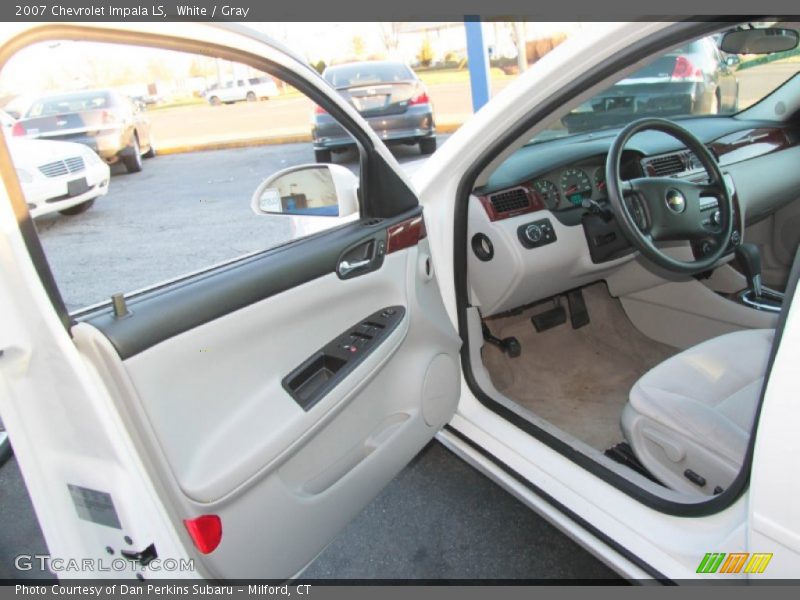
top-left (482, 282), bottom-right (677, 450)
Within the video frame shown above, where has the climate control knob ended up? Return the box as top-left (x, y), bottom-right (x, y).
top-left (524, 224), bottom-right (543, 244)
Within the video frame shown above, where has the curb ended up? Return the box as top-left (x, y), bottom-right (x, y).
top-left (155, 122), bottom-right (463, 155)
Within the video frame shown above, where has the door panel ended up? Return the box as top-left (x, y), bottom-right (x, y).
top-left (83, 219), bottom-right (395, 359)
top-left (73, 217), bottom-right (461, 578)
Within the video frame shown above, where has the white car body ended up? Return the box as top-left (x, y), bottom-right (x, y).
top-left (7, 138), bottom-right (110, 218)
top-left (205, 76), bottom-right (279, 104)
top-left (0, 20), bottom-right (798, 583)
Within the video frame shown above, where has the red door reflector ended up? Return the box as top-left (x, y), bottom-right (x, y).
top-left (183, 515), bottom-right (222, 554)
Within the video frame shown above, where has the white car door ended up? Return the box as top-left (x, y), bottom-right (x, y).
top-left (0, 22), bottom-right (461, 579)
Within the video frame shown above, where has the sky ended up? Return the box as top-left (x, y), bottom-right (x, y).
top-left (0, 21), bottom-right (601, 101)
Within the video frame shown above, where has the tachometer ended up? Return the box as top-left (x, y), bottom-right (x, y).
top-left (532, 179), bottom-right (560, 210)
top-left (560, 168), bottom-right (592, 206)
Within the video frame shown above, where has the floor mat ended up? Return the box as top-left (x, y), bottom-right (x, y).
top-left (482, 282), bottom-right (677, 451)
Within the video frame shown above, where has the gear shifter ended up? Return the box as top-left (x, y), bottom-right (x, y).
top-left (735, 243), bottom-right (763, 298)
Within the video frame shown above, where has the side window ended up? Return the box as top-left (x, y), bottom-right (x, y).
top-left (1, 40), bottom-right (359, 312)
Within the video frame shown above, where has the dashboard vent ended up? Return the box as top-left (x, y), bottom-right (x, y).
top-left (488, 188), bottom-right (529, 213)
top-left (645, 153), bottom-right (685, 176)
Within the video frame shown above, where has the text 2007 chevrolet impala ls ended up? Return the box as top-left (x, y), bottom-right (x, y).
top-left (1, 20), bottom-right (800, 581)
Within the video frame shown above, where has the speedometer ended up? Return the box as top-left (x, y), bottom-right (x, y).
top-left (532, 179), bottom-right (560, 210)
top-left (560, 168), bottom-right (592, 206)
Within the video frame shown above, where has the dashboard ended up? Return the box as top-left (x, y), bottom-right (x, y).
top-left (468, 117), bottom-right (800, 316)
top-left (475, 152), bottom-right (642, 224)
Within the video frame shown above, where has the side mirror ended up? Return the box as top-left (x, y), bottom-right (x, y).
top-left (251, 163), bottom-right (358, 218)
top-left (725, 55), bottom-right (741, 67)
top-left (719, 27), bottom-right (799, 55)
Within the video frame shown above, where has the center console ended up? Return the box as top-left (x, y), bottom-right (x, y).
top-left (731, 242), bottom-right (784, 314)
top-left (690, 173), bottom-right (743, 261)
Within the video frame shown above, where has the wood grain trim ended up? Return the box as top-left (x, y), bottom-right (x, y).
top-left (712, 127), bottom-right (796, 166)
top-left (387, 215), bottom-right (427, 254)
top-left (477, 184), bottom-right (546, 222)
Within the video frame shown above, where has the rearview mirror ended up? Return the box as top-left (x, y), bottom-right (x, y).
top-left (251, 164), bottom-right (359, 218)
top-left (719, 27), bottom-right (799, 55)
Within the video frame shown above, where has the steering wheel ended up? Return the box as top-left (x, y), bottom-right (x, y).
top-left (605, 118), bottom-right (734, 274)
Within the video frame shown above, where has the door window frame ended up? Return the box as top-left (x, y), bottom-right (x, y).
top-left (0, 23), bottom-right (419, 328)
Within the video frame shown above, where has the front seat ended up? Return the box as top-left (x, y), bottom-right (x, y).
top-left (622, 246), bottom-right (799, 496)
top-left (621, 328), bottom-right (773, 496)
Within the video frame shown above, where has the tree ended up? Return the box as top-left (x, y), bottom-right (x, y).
top-left (417, 37), bottom-right (434, 67)
top-left (503, 21), bottom-right (528, 73)
top-left (146, 58), bottom-right (174, 83)
top-left (379, 22), bottom-right (403, 56)
top-left (351, 35), bottom-right (366, 58)
top-left (188, 57), bottom-right (212, 78)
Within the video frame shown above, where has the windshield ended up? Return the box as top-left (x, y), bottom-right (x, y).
top-left (531, 33), bottom-right (800, 143)
top-left (26, 91), bottom-right (112, 117)
top-left (323, 63), bottom-right (415, 88)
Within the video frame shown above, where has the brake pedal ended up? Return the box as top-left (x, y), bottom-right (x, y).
top-left (531, 305), bottom-right (566, 332)
top-left (566, 289), bottom-right (590, 329)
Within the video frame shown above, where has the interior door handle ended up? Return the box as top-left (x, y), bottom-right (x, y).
top-left (339, 258), bottom-right (371, 276)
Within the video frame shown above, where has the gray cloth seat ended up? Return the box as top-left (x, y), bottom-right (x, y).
top-left (621, 328), bottom-right (773, 496)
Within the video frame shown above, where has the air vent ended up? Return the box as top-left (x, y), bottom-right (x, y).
top-left (488, 187), bottom-right (529, 214)
top-left (643, 150), bottom-right (707, 177)
top-left (644, 153), bottom-right (684, 177)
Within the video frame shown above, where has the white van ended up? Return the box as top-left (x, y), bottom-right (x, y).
top-left (204, 76), bottom-right (279, 105)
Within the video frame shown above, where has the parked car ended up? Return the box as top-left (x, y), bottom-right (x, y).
top-left (312, 60), bottom-right (436, 162)
top-left (130, 93), bottom-right (162, 108)
top-left (203, 76), bottom-right (279, 105)
top-left (7, 137), bottom-right (110, 217)
top-left (562, 37), bottom-right (739, 133)
top-left (11, 88), bottom-right (154, 173)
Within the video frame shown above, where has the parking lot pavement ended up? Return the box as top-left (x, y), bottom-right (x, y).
top-left (305, 442), bottom-right (619, 580)
top-left (146, 81), bottom-right (508, 151)
top-left (35, 139), bottom-right (431, 311)
top-left (0, 443), bottom-right (618, 581)
top-left (0, 458), bottom-right (54, 580)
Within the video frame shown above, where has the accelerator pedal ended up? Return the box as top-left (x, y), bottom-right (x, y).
top-left (566, 289), bottom-right (590, 329)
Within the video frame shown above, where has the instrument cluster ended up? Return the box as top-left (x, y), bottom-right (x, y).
top-left (530, 162), bottom-right (608, 211)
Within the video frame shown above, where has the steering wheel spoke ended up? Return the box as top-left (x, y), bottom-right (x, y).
top-left (620, 179), bottom-right (635, 194)
top-left (691, 181), bottom-right (721, 197)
